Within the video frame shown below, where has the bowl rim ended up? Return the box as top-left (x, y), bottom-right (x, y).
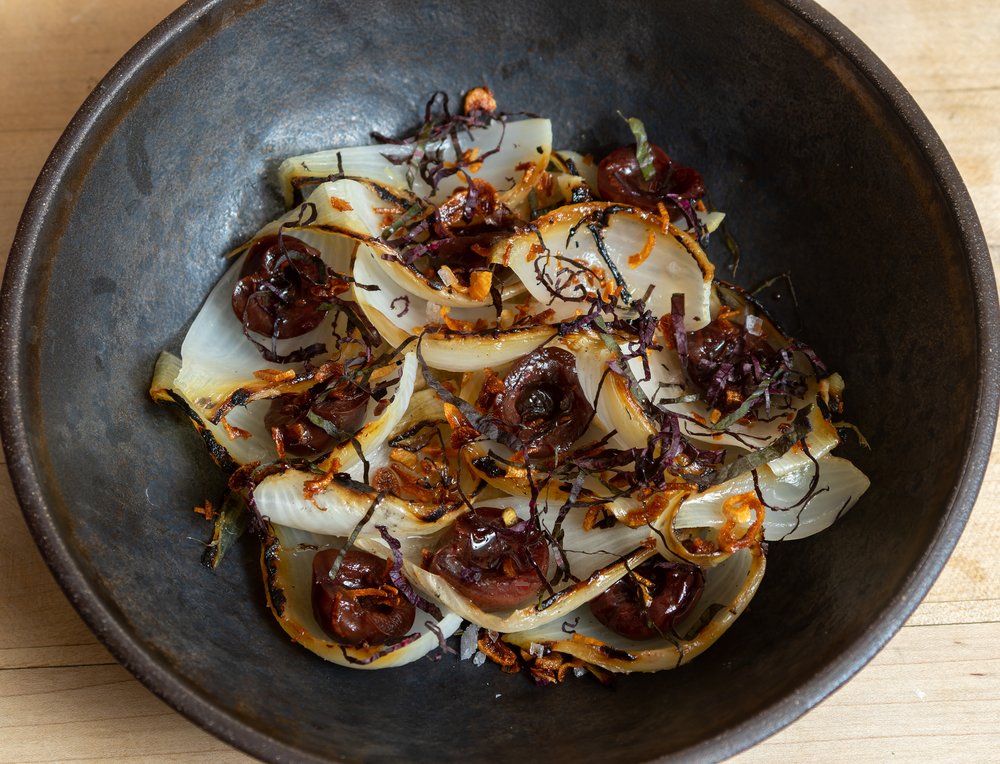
top-left (1, 0), bottom-right (997, 761)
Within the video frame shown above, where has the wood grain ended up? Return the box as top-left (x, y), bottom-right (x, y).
top-left (0, 1), bottom-right (996, 762)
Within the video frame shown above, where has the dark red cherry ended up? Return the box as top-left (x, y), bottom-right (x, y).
top-left (494, 347), bottom-right (593, 463)
top-left (429, 507), bottom-right (549, 611)
top-left (311, 549), bottom-right (416, 647)
top-left (588, 558), bottom-right (704, 640)
top-left (597, 143), bottom-right (704, 211)
top-left (265, 380), bottom-right (369, 457)
top-left (232, 234), bottom-right (330, 338)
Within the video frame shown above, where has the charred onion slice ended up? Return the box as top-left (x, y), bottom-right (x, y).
top-left (504, 547), bottom-right (765, 673)
top-left (494, 347), bottom-right (594, 463)
top-left (263, 524), bottom-right (461, 669)
top-left (429, 507), bottom-right (550, 611)
top-left (588, 558), bottom-right (704, 640)
top-left (312, 549), bottom-right (416, 646)
top-left (499, 203), bottom-right (713, 326)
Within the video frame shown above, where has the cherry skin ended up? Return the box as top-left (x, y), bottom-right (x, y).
top-left (494, 347), bottom-right (593, 463)
top-left (265, 380), bottom-right (369, 458)
top-left (589, 558), bottom-right (704, 640)
top-left (597, 143), bottom-right (704, 212)
top-left (232, 234), bottom-right (330, 339)
top-left (311, 549), bottom-right (416, 647)
top-left (429, 507), bottom-right (550, 611)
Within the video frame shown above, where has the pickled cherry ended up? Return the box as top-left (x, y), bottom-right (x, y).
top-left (311, 549), bottom-right (415, 647)
top-left (597, 144), bottom-right (704, 211)
top-left (588, 558), bottom-right (704, 640)
top-left (494, 347), bottom-right (593, 462)
top-left (265, 380), bottom-right (368, 458)
top-left (231, 234), bottom-right (331, 338)
top-left (429, 507), bottom-right (549, 611)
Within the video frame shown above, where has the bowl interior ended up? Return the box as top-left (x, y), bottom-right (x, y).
top-left (4, 1), bottom-right (993, 762)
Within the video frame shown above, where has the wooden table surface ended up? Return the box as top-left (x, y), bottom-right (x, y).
top-left (1, 1), bottom-right (997, 761)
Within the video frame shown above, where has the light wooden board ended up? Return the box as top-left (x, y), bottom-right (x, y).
top-left (0, 1), bottom-right (996, 761)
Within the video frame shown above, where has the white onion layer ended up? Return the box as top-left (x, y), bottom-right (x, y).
top-left (263, 524), bottom-right (461, 669)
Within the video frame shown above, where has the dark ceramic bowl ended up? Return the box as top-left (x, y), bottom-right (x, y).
top-left (2, 1), bottom-right (997, 761)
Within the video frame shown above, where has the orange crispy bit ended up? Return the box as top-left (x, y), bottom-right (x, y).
top-left (478, 631), bottom-right (520, 673)
top-left (468, 269), bottom-right (493, 301)
top-left (271, 426), bottom-right (286, 460)
top-left (463, 86), bottom-right (496, 115)
top-left (443, 402), bottom-right (479, 447)
top-left (526, 242), bottom-right (547, 263)
top-left (656, 201), bottom-right (671, 233)
top-left (345, 586), bottom-right (397, 600)
top-left (221, 418), bottom-right (251, 440)
top-left (614, 490), bottom-right (672, 528)
top-left (303, 458), bottom-right (342, 501)
top-left (582, 505), bottom-right (615, 531)
top-left (521, 647), bottom-right (613, 686)
top-left (252, 368), bottom-right (297, 383)
top-left (328, 196), bottom-right (353, 211)
top-left (193, 499), bottom-right (216, 521)
top-left (535, 170), bottom-right (555, 197)
top-left (461, 147), bottom-right (483, 173)
top-left (499, 240), bottom-right (513, 266)
top-left (438, 305), bottom-right (488, 333)
top-left (389, 447), bottom-right (420, 470)
top-left (628, 229), bottom-right (657, 269)
top-left (718, 492), bottom-right (765, 552)
top-left (475, 368), bottom-right (506, 412)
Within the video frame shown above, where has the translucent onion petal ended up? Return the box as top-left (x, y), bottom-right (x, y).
top-left (253, 469), bottom-right (463, 537)
top-left (500, 203), bottom-right (713, 326)
top-left (278, 118), bottom-right (553, 207)
top-left (150, 351), bottom-right (275, 466)
top-left (671, 455), bottom-right (870, 541)
top-left (503, 547), bottom-right (764, 673)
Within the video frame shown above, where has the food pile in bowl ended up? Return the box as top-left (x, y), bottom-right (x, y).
top-left (150, 87), bottom-right (869, 682)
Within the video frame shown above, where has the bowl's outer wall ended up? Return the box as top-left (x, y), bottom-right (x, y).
top-left (3, 0), bottom-right (995, 762)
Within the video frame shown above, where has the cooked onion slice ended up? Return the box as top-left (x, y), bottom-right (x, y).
top-left (503, 547), bottom-right (764, 673)
top-left (669, 454), bottom-right (870, 542)
top-left (354, 246), bottom-right (556, 372)
top-left (150, 351), bottom-right (275, 467)
top-left (172, 228), bottom-right (356, 418)
top-left (252, 469), bottom-right (464, 537)
top-left (277, 117), bottom-right (552, 207)
top-left (500, 203), bottom-right (713, 327)
top-left (262, 524), bottom-right (461, 669)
